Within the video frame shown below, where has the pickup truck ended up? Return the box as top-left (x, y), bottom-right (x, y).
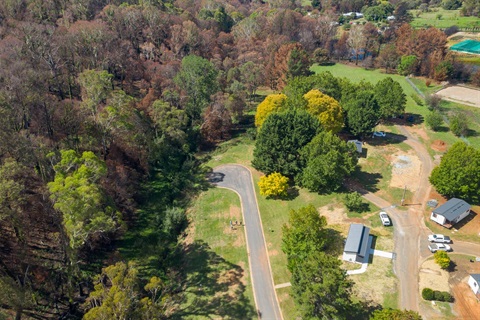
top-left (428, 243), bottom-right (452, 253)
top-left (428, 234), bottom-right (451, 243)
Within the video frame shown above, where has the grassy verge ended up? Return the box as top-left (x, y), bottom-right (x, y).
top-left (179, 188), bottom-right (256, 319)
top-left (276, 286), bottom-right (298, 320)
top-left (410, 8), bottom-right (480, 29)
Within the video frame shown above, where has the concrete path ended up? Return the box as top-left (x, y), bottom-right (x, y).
top-left (371, 249), bottom-right (394, 259)
top-left (210, 165), bottom-right (282, 320)
top-left (274, 282), bottom-right (291, 289)
top-left (346, 262), bottom-right (369, 275)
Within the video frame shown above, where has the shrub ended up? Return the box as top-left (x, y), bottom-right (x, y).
top-left (410, 94), bottom-right (424, 106)
top-left (441, 291), bottom-right (453, 302)
top-left (422, 288), bottom-right (434, 300)
top-left (398, 55), bottom-right (417, 76)
top-left (425, 79), bottom-right (431, 87)
top-left (449, 112), bottom-right (469, 136)
top-left (344, 192), bottom-right (366, 212)
top-left (425, 111), bottom-right (444, 131)
top-left (258, 172), bottom-right (289, 198)
top-left (434, 251), bottom-right (451, 269)
top-left (425, 94), bottom-right (442, 111)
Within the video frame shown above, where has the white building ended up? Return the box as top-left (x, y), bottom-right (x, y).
top-left (430, 198), bottom-right (471, 228)
top-left (468, 274), bottom-right (480, 300)
top-left (343, 224), bottom-right (370, 263)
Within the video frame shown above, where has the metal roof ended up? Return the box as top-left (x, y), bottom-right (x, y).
top-left (344, 224), bottom-right (370, 257)
top-left (471, 274), bottom-right (480, 283)
top-left (433, 198), bottom-right (471, 221)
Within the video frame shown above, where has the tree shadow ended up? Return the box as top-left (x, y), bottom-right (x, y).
top-left (402, 113), bottom-right (424, 126)
top-left (349, 170), bottom-right (382, 193)
top-left (283, 186), bottom-right (300, 201)
top-left (367, 132), bottom-right (407, 146)
top-left (432, 125), bottom-right (449, 133)
top-left (172, 240), bottom-right (256, 319)
top-left (325, 228), bottom-right (346, 256)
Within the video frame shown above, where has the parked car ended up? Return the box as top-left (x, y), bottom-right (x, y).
top-left (379, 211), bottom-right (391, 226)
top-left (428, 234), bottom-right (451, 243)
top-left (428, 243), bottom-right (452, 253)
top-left (372, 131), bottom-right (386, 137)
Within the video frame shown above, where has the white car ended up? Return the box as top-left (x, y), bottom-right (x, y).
top-left (428, 234), bottom-right (451, 244)
top-left (372, 131), bottom-right (386, 137)
top-left (379, 212), bottom-right (391, 226)
top-left (428, 243), bottom-right (452, 253)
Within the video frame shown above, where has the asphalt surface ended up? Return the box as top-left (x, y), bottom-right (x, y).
top-left (210, 164), bottom-right (282, 320)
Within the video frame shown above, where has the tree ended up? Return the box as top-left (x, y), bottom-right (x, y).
top-left (254, 93), bottom-right (287, 128)
top-left (291, 253), bottom-right (354, 319)
top-left (239, 61), bottom-right (264, 99)
top-left (77, 69), bottom-right (113, 117)
top-left (282, 205), bottom-right (330, 272)
top-left (174, 55), bottom-right (219, 120)
top-left (344, 192), bottom-right (366, 212)
top-left (343, 90), bottom-right (380, 136)
top-left (48, 150), bottom-right (122, 250)
top-left (287, 47), bottom-right (313, 80)
top-left (303, 90), bottom-right (344, 133)
top-left (0, 158), bottom-right (26, 223)
top-left (252, 109), bottom-right (320, 178)
top-left (434, 251), bottom-right (451, 269)
top-left (374, 77), bottom-right (406, 119)
top-left (370, 308), bottom-right (422, 320)
top-left (425, 111), bottom-right (444, 131)
top-left (449, 112), bottom-right (469, 136)
top-left (425, 94), bottom-right (442, 111)
top-left (434, 61), bottom-right (454, 81)
top-left (201, 96), bottom-right (232, 145)
top-left (377, 44), bottom-right (399, 73)
top-left (258, 172), bottom-right (289, 198)
top-left (347, 24), bottom-right (366, 65)
top-left (429, 142), bottom-right (480, 203)
top-left (299, 132), bottom-right (358, 193)
top-left (397, 55), bottom-right (418, 76)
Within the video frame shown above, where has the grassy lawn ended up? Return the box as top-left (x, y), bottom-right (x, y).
top-left (410, 8), bottom-right (480, 29)
top-left (179, 188), bottom-right (256, 319)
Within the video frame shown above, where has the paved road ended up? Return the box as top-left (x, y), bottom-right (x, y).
top-left (210, 164), bottom-right (282, 320)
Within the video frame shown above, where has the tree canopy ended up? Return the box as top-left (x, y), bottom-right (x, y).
top-left (374, 77), bottom-right (406, 119)
top-left (429, 142), bottom-right (480, 203)
top-left (254, 93), bottom-right (288, 128)
top-left (299, 132), bottom-right (358, 193)
top-left (252, 109), bottom-right (320, 178)
top-left (303, 89), bottom-right (344, 133)
top-left (343, 90), bottom-right (380, 136)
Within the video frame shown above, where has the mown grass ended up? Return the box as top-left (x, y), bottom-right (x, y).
top-left (410, 8), bottom-right (480, 29)
top-left (179, 188), bottom-right (256, 319)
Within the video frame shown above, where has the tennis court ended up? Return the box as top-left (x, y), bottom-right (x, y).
top-left (435, 86), bottom-right (480, 108)
top-left (450, 39), bottom-right (480, 54)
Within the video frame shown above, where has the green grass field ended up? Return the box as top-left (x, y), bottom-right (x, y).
top-left (180, 188), bottom-right (256, 319)
top-left (410, 8), bottom-right (480, 29)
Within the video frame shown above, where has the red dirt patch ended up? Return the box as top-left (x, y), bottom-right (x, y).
top-left (431, 140), bottom-right (447, 152)
top-left (449, 256), bottom-right (480, 319)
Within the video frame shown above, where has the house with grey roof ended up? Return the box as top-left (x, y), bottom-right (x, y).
top-left (430, 198), bottom-right (471, 228)
top-left (343, 224), bottom-right (370, 263)
top-left (468, 274), bottom-right (480, 300)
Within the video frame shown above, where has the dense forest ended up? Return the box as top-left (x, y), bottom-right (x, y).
top-left (0, 0), bottom-right (476, 318)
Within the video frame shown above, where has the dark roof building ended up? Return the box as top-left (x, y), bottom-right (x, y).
top-left (433, 198), bottom-right (471, 221)
top-left (343, 224), bottom-right (370, 263)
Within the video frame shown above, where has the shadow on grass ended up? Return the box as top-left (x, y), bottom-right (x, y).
top-left (367, 132), bottom-right (407, 146)
top-left (403, 113), bottom-right (424, 126)
top-left (350, 169), bottom-right (382, 193)
top-left (172, 240), bottom-right (256, 319)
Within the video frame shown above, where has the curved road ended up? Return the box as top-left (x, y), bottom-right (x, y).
top-left (211, 164), bottom-right (282, 320)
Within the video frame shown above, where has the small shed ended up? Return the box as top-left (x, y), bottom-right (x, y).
top-left (468, 274), bottom-right (480, 300)
top-left (430, 198), bottom-right (471, 228)
top-left (348, 140), bottom-right (363, 153)
top-left (343, 224), bottom-right (370, 263)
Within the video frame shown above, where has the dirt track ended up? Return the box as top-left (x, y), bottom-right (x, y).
top-left (435, 86), bottom-right (480, 108)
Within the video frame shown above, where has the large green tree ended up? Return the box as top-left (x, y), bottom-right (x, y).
top-left (174, 55), bottom-right (219, 120)
top-left (343, 90), bottom-right (380, 136)
top-left (282, 205), bottom-right (330, 272)
top-left (429, 142), bottom-right (480, 203)
top-left (303, 89), bottom-right (344, 133)
top-left (291, 253), bottom-right (354, 320)
top-left (252, 109), bottom-right (320, 177)
top-left (299, 132), bottom-right (358, 193)
top-left (374, 77), bottom-right (406, 119)
top-left (48, 150), bottom-right (122, 250)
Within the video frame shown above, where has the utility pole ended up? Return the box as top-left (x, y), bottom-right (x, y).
top-left (401, 185), bottom-right (406, 206)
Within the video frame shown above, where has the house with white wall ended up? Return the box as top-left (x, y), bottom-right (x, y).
top-left (343, 224), bottom-right (370, 263)
top-left (468, 274), bottom-right (480, 300)
top-left (430, 198), bottom-right (471, 228)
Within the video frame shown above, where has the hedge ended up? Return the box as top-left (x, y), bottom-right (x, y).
top-left (422, 288), bottom-right (453, 302)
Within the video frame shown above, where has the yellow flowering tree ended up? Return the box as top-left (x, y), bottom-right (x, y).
top-left (254, 93), bottom-right (287, 128)
top-left (303, 89), bottom-right (343, 133)
top-left (259, 172), bottom-right (289, 198)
